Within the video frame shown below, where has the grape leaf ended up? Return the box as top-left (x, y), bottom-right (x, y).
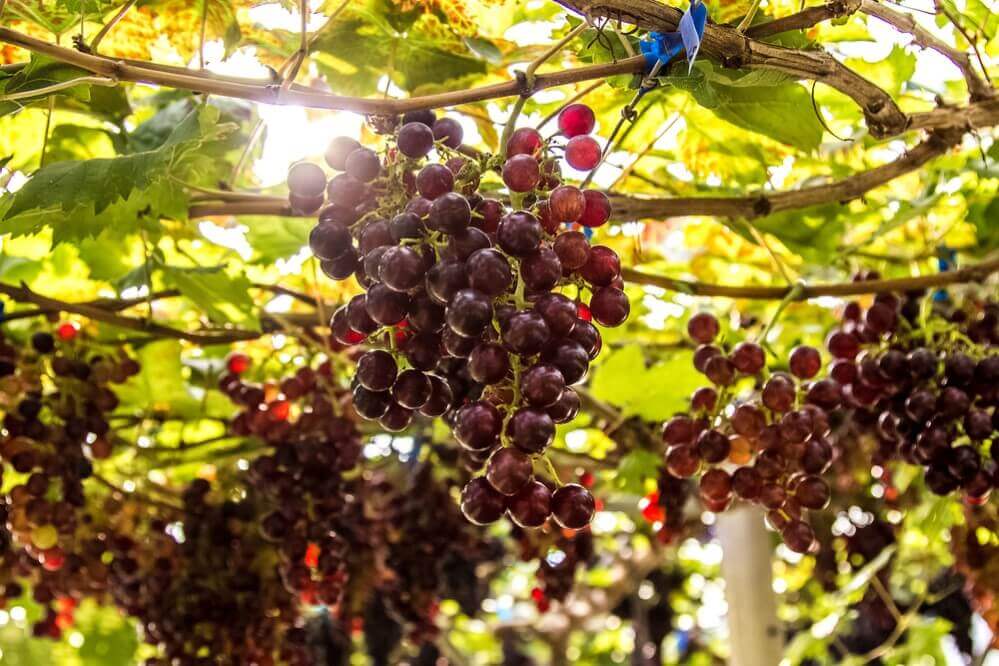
top-left (0, 105), bottom-right (237, 243)
top-left (590, 346), bottom-right (702, 420)
top-left (242, 215), bottom-right (312, 264)
top-left (160, 264), bottom-right (259, 329)
top-left (666, 62), bottom-right (824, 151)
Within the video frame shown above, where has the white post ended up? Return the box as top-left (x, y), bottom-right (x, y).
top-left (716, 506), bottom-right (784, 666)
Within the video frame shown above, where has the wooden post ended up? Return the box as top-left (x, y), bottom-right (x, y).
top-left (716, 506), bottom-right (784, 666)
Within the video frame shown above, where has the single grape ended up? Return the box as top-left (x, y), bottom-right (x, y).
top-left (417, 163), bottom-right (454, 200)
top-left (429, 191), bottom-right (471, 234)
top-left (460, 477), bottom-right (506, 524)
top-left (503, 154), bottom-right (541, 193)
top-left (325, 136), bottom-right (362, 170)
top-left (731, 404), bottom-right (765, 437)
top-left (781, 520), bottom-right (815, 554)
top-left (699, 469), bottom-right (732, 501)
top-left (468, 343), bottom-right (511, 385)
top-left (666, 446), bottom-right (701, 478)
top-left (578, 190), bottom-right (611, 228)
top-left (391, 369), bottom-right (432, 409)
top-left (356, 350), bottom-right (397, 392)
top-left (551, 484), bottom-right (595, 529)
top-left (502, 311), bottom-right (551, 356)
top-left (507, 479), bottom-right (552, 528)
top-left (730, 341), bottom-right (765, 374)
top-left (548, 388), bottom-right (581, 423)
top-left (553, 231), bottom-right (591, 270)
top-left (697, 429), bottom-right (730, 463)
top-left (691, 386), bottom-right (717, 412)
top-left (352, 386), bottom-right (392, 419)
top-left (589, 287), bottom-right (629, 327)
top-left (687, 313), bottom-right (719, 344)
top-left (704, 356), bottom-right (736, 386)
top-left (762, 374), bottom-right (796, 413)
top-left (379, 245), bottom-right (426, 292)
top-left (289, 192), bottom-right (324, 214)
top-left (792, 475), bottom-right (830, 509)
top-left (419, 375), bottom-right (454, 417)
top-left (506, 127), bottom-right (543, 157)
top-left (402, 109), bottom-right (436, 127)
top-left (788, 346), bottom-right (821, 379)
top-left (521, 364), bottom-right (566, 407)
top-left (507, 408), bottom-right (555, 454)
top-left (473, 198), bottom-right (504, 233)
top-left (534, 294), bottom-right (578, 338)
top-left (497, 211), bottom-right (542, 257)
top-left (344, 148), bottom-right (381, 183)
top-left (432, 117), bottom-right (463, 148)
top-left (521, 247), bottom-right (563, 292)
top-left (465, 248), bottom-right (513, 297)
top-left (548, 185), bottom-right (586, 223)
top-left (447, 289), bottom-right (493, 338)
top-left (365, 283), bottom-right (411, 325)
top-left (732, 467), bottom-right (762, 500)
top-left (379, 403), bottom-right (413, 432)
top-left (579, 246), bottom-right (620, 287)
top-left (454, 401), bottom-right (503, 451)
top-left (287, 162), bottom-right (326, 197)
top-left (557, 104), bottom-right (596, 138)
top-left (564, 135), bottom-right (601, 170)
top-left (662, 416), bottom-right (696, 446)
top-left (397, 121), bottom-right (435, 158)
top-left (486, 447), bottom-right (533, 495)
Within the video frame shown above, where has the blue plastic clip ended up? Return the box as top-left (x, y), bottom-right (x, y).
top-left (933, 247), bottom-right (956, 302)
top-left (638, 0), bottom-right (708, 74)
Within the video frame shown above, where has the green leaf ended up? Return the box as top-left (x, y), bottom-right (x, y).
top-left (666, 62), bottom-right (824, 151)
top-left (0, 106), bottom-right (236, 243)
top-left (614, 449), bottom-right (661, 494)
top-left (0, 55), bottom-right (95, 117)
top-left (160, 264), bottom-right (259, 329)
top-left (115, 340), bottom-right (233, 419)
top-left (242, 215), bottom-right (312, 263)
top-left (846, 45), bottom-right (915, 97)
top-left (312, 3), bottom-right (487, 95)
top-left (590, 346), bottom-right (702, 420)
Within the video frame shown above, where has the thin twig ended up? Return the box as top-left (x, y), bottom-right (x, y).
top-left (623, 251), bottom-right (999, 301)
top-left (0, 75), bottom-right (117, 102)
top-left (90, 0), bottom-right (138, 51)
top-left (91, 473), bottom-right (183, 512)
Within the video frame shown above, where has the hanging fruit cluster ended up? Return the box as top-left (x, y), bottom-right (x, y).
top-left (288, 103), bottom-right (628, 531)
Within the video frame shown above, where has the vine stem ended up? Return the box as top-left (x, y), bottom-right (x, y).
top-left (542, 455), bottom-right (563, 486)
top-left (0, 75), bottom-right (118, 102)
top-left (756, 282), bottom-right (805, 349)
top-left (737, 0), bottom-right (764, 32)
top-left (497, 95), bottom-right (528, 161)
top-left (89, 0), bottom-right (138, 51)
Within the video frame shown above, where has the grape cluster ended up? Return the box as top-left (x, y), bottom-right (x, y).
top-left (220, 352), bottom-right (364, 609)
top-left (0, 326), bottom-right (140, 634)
top-left (819, 290), bottom-right (998, 501)
top-left (107, 481), bottom-right (316, 665)
top-left (292, 104), bottom-right (630, 531)
top-left (662, 313), bottom-right (834, 553)
top-left (662, 286), bottom-right (997, 554)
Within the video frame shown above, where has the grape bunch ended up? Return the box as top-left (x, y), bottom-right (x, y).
top-left (818, 289), bottom-right (997, 501)
top-left (0, 326), bottom-right (141, 635)
top-left (662, 313), bottom-right (835, 554)
top-left (106, 480), bottom-right (315, 666)
top-left (220, 352), bottom-right (364, 609)
top-left (291, 104), bottom-right (630, 531)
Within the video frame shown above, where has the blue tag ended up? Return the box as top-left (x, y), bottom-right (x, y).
top-left (679, 0), bottom-right (708, 73)
top-left (639, 31), bottom-right (683, 70)
top-left (934, 246), bottom-right (955, 302)
top-left (582, 226), bottom-right (594, 240)
top-left (638, 2), bottom-right (708, 74)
